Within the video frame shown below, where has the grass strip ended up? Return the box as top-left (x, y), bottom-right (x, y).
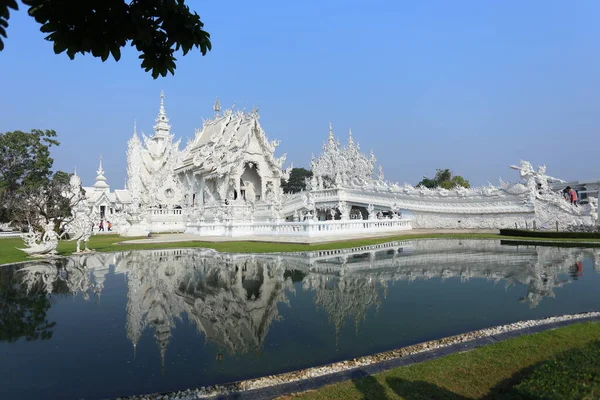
top-left (283, 322), bottom-right (600, 399)
top-left (2, 232), bottom-right (600, 266)
top-left (500, 228), bottom-right (600, 239)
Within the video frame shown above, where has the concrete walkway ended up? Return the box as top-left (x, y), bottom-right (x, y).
top-left (120, 229), bottom-right (498, 245)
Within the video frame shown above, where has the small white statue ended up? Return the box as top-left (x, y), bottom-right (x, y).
top-left (63, 204), bottom-right (94, 253)
top-left (265, 181), bottom-right (275, 202)
top-left (367, 204), bottom-right (375, 220)
top-left (244, 180), bottom-right (256, 203)
top-left (337, 200), bottom-right (350, 220)
top-left (329, 208), bottom-right (337, 219)
top-left (18, 220), bottom-right (59, 257)
top-left (377, 166), bottom-right (385, 183)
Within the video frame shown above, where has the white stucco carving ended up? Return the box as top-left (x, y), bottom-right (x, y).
top-left (18, 221), bottom-right (59, 257)
top-left (63, 203), bottom-right (94, 253)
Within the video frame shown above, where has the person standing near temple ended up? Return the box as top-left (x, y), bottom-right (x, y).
top-left (107, 221), bottom-right (112, 231)
top-left (99, 220), bottom-right (104, 231)
top-left (569, 187), bottom-right (578, 206)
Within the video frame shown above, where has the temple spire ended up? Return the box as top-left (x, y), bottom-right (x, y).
top-left (213, 97), bottom-right (221, 114)
top-left (70, 166), bottom-right (82, 189)
top-left (159, 90), bottom-right (165, 115)
top-left (348, 128), bottom-right (354, 146)
top-left (96, 156), bottom-right (105, 179)
top-left (93, 155), bottom-right (109, 191)
top-left (133, 119), bottom-right (137, 136)
top-left (328, 122), bottom-right (335, 147)
top-left (153, 90), bottom-right (171, 137)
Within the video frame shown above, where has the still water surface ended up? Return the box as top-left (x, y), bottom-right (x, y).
top-left (1, 239), bottom-right (599, 399)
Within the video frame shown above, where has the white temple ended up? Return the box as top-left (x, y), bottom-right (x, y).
top-left (81, 158), bottom-right (131, 223)
top-left (76, 91), bottom-right (598, 237)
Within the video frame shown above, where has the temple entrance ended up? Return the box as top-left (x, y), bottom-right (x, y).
top-left (241, 163), bottom-right (262, 202)
top-left (100, 206), bottom-right (106, 219)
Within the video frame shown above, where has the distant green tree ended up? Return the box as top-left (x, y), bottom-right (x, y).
top-left (0, 0), bottom-right (211, 78)
top-left (281, 167), bottom-right (313, 194)
top-left (417, 168), bottom-right (471, 189)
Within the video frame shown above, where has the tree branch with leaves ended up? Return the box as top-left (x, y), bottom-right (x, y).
top-left (0, 129), bottom-right (82, 232)
top-left (0, 0), bottom-right (211, 78)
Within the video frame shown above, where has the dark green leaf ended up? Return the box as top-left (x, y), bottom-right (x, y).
top-left (110, 46), bottom-right (121, 61)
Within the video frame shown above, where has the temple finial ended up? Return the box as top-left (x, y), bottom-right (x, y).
top-left (328, 122), bottom-right (335, 147)
top-left (133, 119), bottom-right (137, 135)
top-left (93, 155), bottom-right (107, 187)
top-left (348, 128), bottom-right (354, 146)
top-left (153, 91), bottom-right (171, 135)
top-left (157, 91), bottom-right (167, 120)
top-left (213, 97), bottom-right (221, 114)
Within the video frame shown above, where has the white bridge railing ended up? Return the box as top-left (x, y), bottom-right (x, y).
top-left (185, 218), bottom-right (412, 237)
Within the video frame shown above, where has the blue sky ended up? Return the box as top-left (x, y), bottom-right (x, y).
top-left (1, 0), bottom-right (599, 188)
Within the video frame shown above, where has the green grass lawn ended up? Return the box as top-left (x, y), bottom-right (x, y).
top-left (0, 233), bottom-right (496, 265)
top-left (2, 231), bottom-right (600, 266)
top-left (284, 322), bottom-right (600, 400)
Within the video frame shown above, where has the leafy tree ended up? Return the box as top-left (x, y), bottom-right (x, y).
top-left (0, 129), bottom-right (78, 230)
top-left (417, 168), bottom-right (471, 190)
top-left (281, 167), bottom-right (313, 194)
top-left (11, 170), bottom-right (79, 231)
top-left (0, 129), bottom-right (58, 193)
top-left (0, 0), bottom-right (211, 78)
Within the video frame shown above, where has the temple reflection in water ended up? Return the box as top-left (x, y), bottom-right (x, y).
top-left (14, 240), bottom-right (600, 368)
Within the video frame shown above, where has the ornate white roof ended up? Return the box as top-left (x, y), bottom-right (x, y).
top-left (114, 189), bottom-right (131, 203)
top-left (312, 124), bottom-right (377, 188)
top-left (177, 105), bottom-right (287, 178)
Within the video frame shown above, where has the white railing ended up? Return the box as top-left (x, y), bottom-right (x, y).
top-left (185, 217), bottom-right (412, 237)
top-left (0, 231), bottom-right (21, 238)
top-left (146, 207), bottom-right (185, 233)
top-left (148, 208), bottom-right (183, 216)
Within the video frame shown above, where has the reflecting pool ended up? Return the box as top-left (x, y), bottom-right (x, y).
top-left (1, 239), bottom-right (600, 399)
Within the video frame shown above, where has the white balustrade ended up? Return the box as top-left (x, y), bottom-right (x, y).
top-left (0, 231), bottom-right (21, 238)
top-left (186, 217), bottom-right (412, 237)
top-left (146, 207), bottom-right (186, 233)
